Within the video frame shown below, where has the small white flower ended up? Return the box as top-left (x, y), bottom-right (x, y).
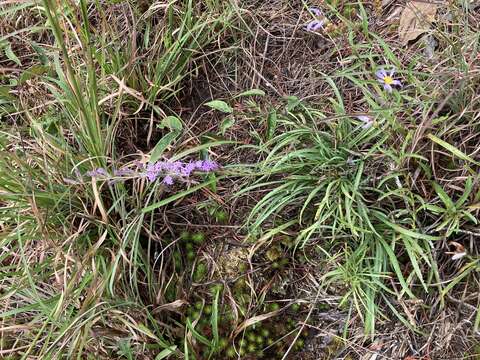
top-left (356, 115), bottom-right (374, 129)
top-left (451, 252), bottom-right (467, 260)
top-left (447, 241), bottom-right (467, 261)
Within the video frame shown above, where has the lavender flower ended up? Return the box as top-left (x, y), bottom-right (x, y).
top-left (309, 7), bottom-right (322, 17)
top-left (196, 160), bottom-right (218, 172)
top-left (376, 68), bottom-right (402, 93)
top-left (163, 175), bottom-right (174, 185)
top-left (142, 159), bottom-right (219, 184)
top-left (181, 162), bottom-right (197, 177)
top-left (145, 164), bottom-right (158, 182)
top-left (356, 115), bottom-right (374, 129)
top-left (306, 20), bottom-right (324, 32)
top-left (86, 168), bottom-right (108, 177)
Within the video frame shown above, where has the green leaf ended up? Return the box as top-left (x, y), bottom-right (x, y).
top-left (266, 110), bottom-right (277, 141)
top-left (375, 211), bottom-right (440, 241)
top-left (402, 235), bottom-right (428, 292)
top-left (31, 42), bottom-right (48, 65)
top-left (456, 177), bottom-right (473, 207)
top-left (441, 260), bottom-right (478, 297)
top-left (235, 88), bottom-right (265, 98)
top-left (18, 65), bottom-right (50, 84)
top-left (0, 86), bottom-right (14, 100)
top-left (158, 116), bottom-right (183, 131)
top-left (135, 323), bottom-right (159, 340)
top-left (378, 237), bottom-right (415, 298)
top-left (210, 286), bottom-right (220, 349)
top-left (149, 131), bottom-right (179, 164)
top-left (155, 346), bottom-right (177, 360)
top-left (219, 117), bottom-right (235, 135)
top-left (286, 96), bottom-right (300, 112)
top-left (207, 172), bottom-right (217, 192)
top-left (428, 134), bottom-right (480, 166)
top-left (432, 182), bottom-right (455, 209)
top-left (4, 42), bottom-right (21, 66)
top-left (185, 319), bottom-right (212, 347)
top-left (204, 100), bottom-right (233, 113)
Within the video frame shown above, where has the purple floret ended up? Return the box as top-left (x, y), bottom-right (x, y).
top-left (306, 20), bottom-right (324, 32)
top-left (309, 7), bottom-right (322, 17)
top-left (163, 175), bottom-right (174, 185)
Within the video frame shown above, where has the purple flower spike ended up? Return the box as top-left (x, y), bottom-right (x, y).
top-left (306, 20), bottom-right (324, 32)
top-left (376, 67), bottom-right (402, 93)
top-left (163, 175), bottom-right (174, 185)
top-left (309, 7), bottom-right (322, 17)
top-left (142, 158), bottom-right (218, 183)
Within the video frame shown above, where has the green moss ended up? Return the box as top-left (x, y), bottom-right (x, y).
top-left (290, 303), bottom-right (300, 312)
top-left (225, 347), bottom-right (236, 358)
top-left (192, 232), bottom-right (205, 245)
top-left (218, 338), bottom-right (228, 349)
top-left (187, 251), bottom-right (196, 261)
top-left (193, 262), bottom-right (207, 282)
top-left (180, 231), bottom-right (191, 241)
top-left (268, 302), bottom-right (280, 312)
top-left (214, 209), bottom-right (228, 223)
top-left (210, 283), bottom-right (223, 294)
top-left (246, 332), bottom-right (256, 342)
top-left (247, 342), bottom-right (257, 353)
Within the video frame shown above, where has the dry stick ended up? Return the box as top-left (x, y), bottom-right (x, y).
top-left (256, 31), bottom-right (270, 89)
top-left (0, 67), bottom-right (21, 73)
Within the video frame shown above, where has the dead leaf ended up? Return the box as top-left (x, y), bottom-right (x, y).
top-left (386, 6), bottom-right (404, 22)
top-left (153, 299), bottom-right (187, 314)
top-left (446, 241), bottom-right (467, 260)
top-left (398, 1), bottom-right (438, 45)
top-left (448, 241), bottom-right (465, 252)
